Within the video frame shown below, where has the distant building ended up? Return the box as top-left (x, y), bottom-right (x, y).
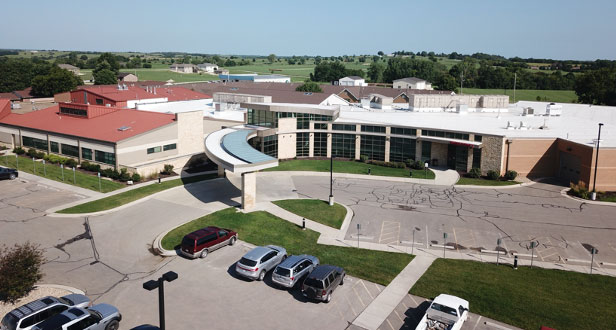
top-left (393, 77), bottom-right (433, 90)
top-left (117, 72), bottom-right (138, 82)
top-left (198, 63), bottom-right (218, 73)
top-left (57, 64), bottom-right (80, 75)
top-left (339, 76), bottom-right (367, 87)
top-left (218, 74), bottom-right (291, 83)
top-left (169, 63), bottom-right (197, 73)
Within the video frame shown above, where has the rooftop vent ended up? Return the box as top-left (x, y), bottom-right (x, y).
top-left (304, 92), bottom-right (313, 95)
top-left (118, 126), bottom-right (131, 131)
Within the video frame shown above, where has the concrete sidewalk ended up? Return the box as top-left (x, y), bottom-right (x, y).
top-left (352, 256), bottom-right (436, 330)
top-left (16, 171), bottom-right (102, 198)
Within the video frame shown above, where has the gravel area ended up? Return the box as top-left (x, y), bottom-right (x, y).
top-left (0, 286), bottom-right (71, 318)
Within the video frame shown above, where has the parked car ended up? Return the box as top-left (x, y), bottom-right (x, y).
top-left (272, 254), bottom-right (319, 288)
top-left (0, 167), bottom-right (18, 180)
top-left (1, 294), bottom-right (90, 330)
top-left (180, 226), bottom-right (237, 259)
top-left (31, 304), bottom-right (121, 330)
top-left (301, 265), bottom-right (345, 303)
top-left (235, 245), bottom-right (287, 281)
top-left (414, 294), bottom-right (469, 330)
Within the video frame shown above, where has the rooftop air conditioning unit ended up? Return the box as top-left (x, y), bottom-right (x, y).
top-left (456, 103), bottom-right (468, 114)
top-left (546, 103), bottom-right (562, 116)
top-left (523, 107), bottom-right (534, 116)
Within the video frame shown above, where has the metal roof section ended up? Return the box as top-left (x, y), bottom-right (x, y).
top-left (205, 125), bottom-right (278, 174)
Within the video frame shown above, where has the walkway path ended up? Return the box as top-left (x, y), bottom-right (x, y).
top-left (351, 256), bottom-right (436, 330)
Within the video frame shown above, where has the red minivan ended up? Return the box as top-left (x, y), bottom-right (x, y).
top-left (180, 226), bottom-right (237, 259)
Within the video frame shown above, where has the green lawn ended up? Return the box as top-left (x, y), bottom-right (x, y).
top-left (263, 159), bottom-right (435, 179)
top-left (456, 177), bottom-right (520, 186)
top-left (272, 199), bottom-right (346, 229)
top-left (461, 88), bottom-right (577, 103)
top-left (57, 173), bottom-right (217, 214)
top-left (1, 155), bottom-right (124, 193)
top-left (162, 208), bottom-right (413, 286)
top-left (119, 69), bottom-right (219, 82)
top-left (410, 259), bottom-right (616, 330)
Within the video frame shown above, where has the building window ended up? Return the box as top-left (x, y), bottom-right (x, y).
top-left (247, 109), bottom-right (333, 130)
top-left (360, 125), bottom-right (386, 134)
top-left (22, 136), bottom-right (47, 150)
top-left (474, 135), bottom-right (483, 142)
top-left (421, 141), bottom-right (431, 163)
top-left (147, 146), bottom-right (162, 154)
top-left (332, 133), bottom-right (355, 159)
top-left (50, 141), bottom-right (59, 153)
top-left (163, 143), bottom-right (177, 151)
top-left (95, 150), bottom-right (115, 165)
top-left (314, 123), bottom-right (328, 130)
top-left (296, 133), bottom-right (309, 157)
top-left (61, 144), bottom-right (79, 157)
top-left (314, 133), bottom-right (328, 157)
top-left (95, 98), bottom-right (103, 105)
top-left (422, 130), bottom-right (469, 141)
top-left (472, 148), bottom-right (482, 169)
top-left (360, 135), bottom-right (385, 161)
top-left (263, 135), bottom-right (278, 158)
top-left (81, 147), bottom-right (92, 160)
top-left (389, 137), bottom-right (416, 163)
top-left (391, 127), bottom-right (416, 136)
top-left (332, 124), bottom-right (356, 132)
top-left (59, 106), bottom-right (87, 117)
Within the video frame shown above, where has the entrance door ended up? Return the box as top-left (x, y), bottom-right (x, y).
top-left (447, 144), bottom-right (469, 172)
top-left (558, 151), bottom-right (581, 185)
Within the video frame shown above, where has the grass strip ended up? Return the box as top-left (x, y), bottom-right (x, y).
top-left (272, 199), bottom-right (346, 229)
top-left (57, 173), bottom-right (217, 214)
top-left (410, 259), bottom-right (616, 330)
top-left (264, 159), bottom-right (435, 179)
top-left (162, 208), bottom-right (413, 286)
top-left (456, 177), bottom-right (520, 186)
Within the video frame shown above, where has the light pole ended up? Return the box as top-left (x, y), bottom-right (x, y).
top-left (143, 271), bottom-right (178, 330)
top-left (530, 241), bottom-right (537, 268)
top-left (496, 238), bottom-right (502, 266)
top-left (591, 123), bottom-right (604, 201)
top-left (329, 153), bottom-right (334, 206)
top-left (443, 233), bottom-right (448, 258)
top-left (590, 247), bottom-right (598, 274)
top-left (412, 227), bottom-right (421, 255)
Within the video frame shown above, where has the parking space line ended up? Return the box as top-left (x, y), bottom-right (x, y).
top-left (352, 283), bottom-right (367, 307)
top-left (360, 279), bottom-right (375, 300)
top-left (343, 289), bottom-right (358, 316)
top-left (385, 319), bottom-right (395, 330)
top-left (393, 308), bottom-right (404, 323)
top-left (374, 282), bottom-right (382, 293)
top-left (425, 225), bottom-right (429, 248)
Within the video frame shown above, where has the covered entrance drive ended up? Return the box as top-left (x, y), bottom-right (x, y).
top-left (205, 126), bottom-right (279, 210)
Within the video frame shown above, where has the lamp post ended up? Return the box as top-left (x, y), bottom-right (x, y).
top-left (530, 241), bottom-right (537, 268)
top-left (496, 238), bottom-right (502, 266)
top-left (443, 232), bottom-right (448, 258)
top-left (412, 227), bottom-right (421, 255)
top-left (143, 271), bottom-right (178, 330)
top-left (591, 123), bottom-right (604, 201)
top-left (329, 154), bottom-right (334, 206)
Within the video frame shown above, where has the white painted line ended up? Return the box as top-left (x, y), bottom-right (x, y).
top-left (512, 253), bottom-right (538, 258)
top-left (480, 249), bottom-right (507, 255)
top-left (484, 321), bottom-right (514, 330)
top-left (425, 224), bottom-right (429, 249)
top-left (349, 235), bottom-right (374, 240)
top-left (565, 258), bottom-right (592, 264)
top-left (400, 241), bottom-right (424, 246)
top-left (430, 244), bottom-right (455, 250)
top-left (600, 261), bottom-right (616, 267)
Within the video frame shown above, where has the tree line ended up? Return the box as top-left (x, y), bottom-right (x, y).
top-left (0, 57), bottom-right (82, 97)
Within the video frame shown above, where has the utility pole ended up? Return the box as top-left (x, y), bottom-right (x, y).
top-left (591, 123), bottom-right (604, 200)
top-left (460, 71), bottom-right (463, 95)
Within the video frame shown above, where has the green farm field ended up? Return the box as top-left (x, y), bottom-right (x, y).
top-left (461, 88), bottom-right (578, 103)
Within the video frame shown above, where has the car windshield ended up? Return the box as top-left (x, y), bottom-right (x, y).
top-left (274, 267), bottom-right (290, 277)
top-left (181, 237), bottom-right (195, 248)
top-left (431, 303), bottom-right (458, 316)
top-left (239, 257), bottom-right (257, 267)
top-left (33, 314), bottom-right (71, 330)
top-left (57, 297), bottom-right (72, 305)
top-left (304, 277), bottom-right (324, 289)
top-left (1, 313), bottom-right (18, 330)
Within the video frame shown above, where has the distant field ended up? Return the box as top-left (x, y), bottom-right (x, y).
top-left (118, 69), bottom-right (219, 83)
top-left (461, 88), bottom-right (578, 103)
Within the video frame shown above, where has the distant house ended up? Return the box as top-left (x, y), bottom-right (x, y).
top-left (169, 63), bottom-right (197, 73)
top-left (118, 72), bottom-right (138, 82)
top-left (198, 63), bottom-right (218, 73)
top-left (339, 76), bottom-right (367, 87)
top-left (392, 77), bottom-right (433, 90)
top-left (57, 64), bottom-right (80, 75)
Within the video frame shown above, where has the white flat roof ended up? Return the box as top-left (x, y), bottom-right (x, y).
top-left (336, 101), bottom-right (616, 148)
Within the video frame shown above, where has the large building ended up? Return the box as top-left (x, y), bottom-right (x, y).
top-left (218, 74), bottom-right (291, 83)
top-left (393, 77), bottom-right (432, 90)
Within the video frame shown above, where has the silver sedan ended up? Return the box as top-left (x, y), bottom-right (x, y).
top-left (235, 245), bottom-right (287, 281)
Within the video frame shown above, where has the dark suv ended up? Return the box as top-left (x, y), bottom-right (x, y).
top-left (180, 226), bottom-right (237, 259)
top-left (301, 265), bottom-right (345, 303)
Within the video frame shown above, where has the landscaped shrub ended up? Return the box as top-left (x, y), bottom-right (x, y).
top-left (0, 242), bottom-right (45, 303)
top-left (131, 173), bottom-right (141, 182)
top-left (26, 148), bottom-right (37, 158)
top-left (35, 151), bottom-right (45, 159)
top-left (504, 170), bottom-right (518, 181)
top-left (360, 155), bottom-right (369, 163)
top-left (410, 160), bottom-right (425, 170)
top-left (161, 164), bottom-right (174, 175)
top-left (64, 158), bottom-right (77, 168)
top-left (80, 161), bottom-right (101, 173)
top-left (486, 170), bottom-right (500, 180)
top-left (13, 147), bottom-right (25, 155)
top-left (569, 181), bottom-right (590, 199)
top-left (118, 168), bottom-right (131, 182)
top-left (101, 168), bottom-right (117, 179)
top-left (467, 168), bottom-right (481, 178)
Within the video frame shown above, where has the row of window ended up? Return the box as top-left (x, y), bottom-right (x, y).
top-left (263, 135), bottom-right (278, 157)
top-left (296, 132), bottom-right (309, 157)
top-left (361, 125), bottom-right (386, 134)
top-left (247, 109), bottom-right (333, 130)
top-left (332, 133), bottom-right (355, 158)
top-left (391, 127), bottom-right (417, 136)
top-left (147, 143), bottom-right (177, 154)
top-left (332, 124), bottom-right (356, 132)
top-left (21, 136), bottom-right (116, 165)
top-left (359, 135), bottom-right (385, 161)
top-left (422, 130), bottom-right (470, 141)
top-left (59, 106), bottom-right (87, 117)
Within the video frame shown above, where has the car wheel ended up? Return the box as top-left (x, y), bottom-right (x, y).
top-left (229, 236), bottom-right (237, 246)
top-left (9, 174), bottom-right (16, 180)
top-left (325, 293), bottom-right (331, 303)
top-left (105, 320), bottom-right (120, 330)
top-left (340, 275), bottom-right (344, 285)
top-left (200, 249), bottom-right (208, 258)
top-left (258, 270), bottom-right (265, 281)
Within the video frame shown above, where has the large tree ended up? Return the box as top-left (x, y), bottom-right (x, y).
top-left (93, 61), bottom-right (117, 85)
top-left (310, 61), bottom-right (348, 82)
top-left (575, 67), bottom-right (616, 105)
top-left (295, 82), bottom-right (323, 93)
top-left (367, 61), bottom-right (386, 83)
top-left (31, 67), bottom-right (83, 97)
top-left (382, 57), bottom-right (444, 83)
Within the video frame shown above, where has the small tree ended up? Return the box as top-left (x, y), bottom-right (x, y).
top-left (267, 54), bottom-right (276, 64)
top-left (486, 170), bottom-right (500, 180)
top-left (295, 82), bottom-right (323, 93)
top-left (0, 242), bottom-right (45, 303)
top-left (161, 164), bottom-right (174, 175)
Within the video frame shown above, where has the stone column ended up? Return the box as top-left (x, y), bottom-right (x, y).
top-left (241, 172), bottom-right (256, 210)
top-left (309, 133), bottom-right (314, 158)
top-left (467, 147), bottom-right (474, 172)
top-left (415, 140), bottom-right (422, 161)
top-left (384, 127), bottom-right (391, 162)
top-left (327, 133), bottom-right (332, 158)
top-left (217, 165), bottom-right (225, 178)
top-left (354, 135), bottom-right (361, 160)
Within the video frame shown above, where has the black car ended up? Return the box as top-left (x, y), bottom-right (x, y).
top-left (301, 265), bottom-right (345, 303)
top-left (0, 167), bottom-right (18, 180)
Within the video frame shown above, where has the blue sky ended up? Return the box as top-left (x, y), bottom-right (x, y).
top-left (1, 0), bottom-right (615, 60)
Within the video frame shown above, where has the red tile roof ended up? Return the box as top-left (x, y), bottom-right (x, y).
top-left (0, 104), bottom-right (176, 143)
top-left (0, 99), bottom-right (11, 120)
top-left (154, 87), bottom-right (211, 101)
top-left (76, 85), bottom-right (161, 102)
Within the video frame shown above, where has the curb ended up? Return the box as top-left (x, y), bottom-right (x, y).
top-left (259, 170), bottom-right (438, 184)
top-left (47, 177), bottom-right (225, 217)
top-left (560, 187), bottom-right (616, 207)
top-left (454, 177), bottom-right (549, 189)
top-left (337, 204), bottom-right (354, 240)
top-left (36, 284), bottom-right (85, 295)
